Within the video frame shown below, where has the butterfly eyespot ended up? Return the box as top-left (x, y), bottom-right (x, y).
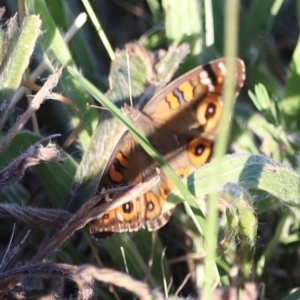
top-left (206, 103), bottom-right (216, 118)
top-left (103, 214), bottom-right (109, 219)
top-left (145, 192), bottom-right (161, 219)
top-left (147, 201), bottom-right (154, 211)
top-left (188, 138), bottom-right (213, 167)
top-left (160, 187), bottom-right (170, 200)
top-left (196, 95), bottom-right (222, 133)
top-left (196, 144), bottom-right (204, 155)
top-left (122, 202), bottom-right (133, 214)
top-left (159, 179), bottom-right (175, 200)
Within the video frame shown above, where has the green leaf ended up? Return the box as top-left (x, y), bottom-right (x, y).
top-left (165, 154), bottom-right (300, 218)
top-left (0, 15), bottom-right (41, 103)
top-left (162, 0), bottom-right (203, 67)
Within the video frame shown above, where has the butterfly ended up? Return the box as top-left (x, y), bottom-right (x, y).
top-left (89, 58), bottom-right (245, 238)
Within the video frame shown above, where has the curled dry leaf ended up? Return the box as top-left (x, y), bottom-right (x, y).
top-left (0, 136), bottom-right (65, 192)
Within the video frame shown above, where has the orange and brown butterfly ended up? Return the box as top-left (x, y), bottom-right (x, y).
top-left (89, 58), bottom-right (246, 238)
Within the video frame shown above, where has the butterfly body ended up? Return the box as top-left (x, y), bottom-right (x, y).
top-left (89, 58), bottom-right (245, 238)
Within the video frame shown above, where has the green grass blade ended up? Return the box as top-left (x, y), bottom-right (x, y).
top-left (203, 0), bottom-right (240, 295)
top-left (162, 0), bottom-right (202, 67)
top-left (81, 0), bottom-right (115, 61)
top-left (25, 0), bottom-right (99, 150)
top-left (239, 0), bottom-right (274, 57)
top-left (146, 0), bottom-right (163, 22)
top-left (281, 33), bottom-right (300, 130)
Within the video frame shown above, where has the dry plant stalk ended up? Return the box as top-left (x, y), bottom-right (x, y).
top-left (0, 67), bottom-right (62, 154)
top-left (0, 204), bottom-right (71, 228)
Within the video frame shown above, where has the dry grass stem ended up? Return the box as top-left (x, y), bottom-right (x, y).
top-left (168, 252), bottom-right (206, 265)
top-left (0, 204), bottom-right (71, 228)
top-left (0, 134), bottom-right (64, 192)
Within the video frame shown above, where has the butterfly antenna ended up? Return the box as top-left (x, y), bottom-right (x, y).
top-left (126, 50), bottom-right (133, 107)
